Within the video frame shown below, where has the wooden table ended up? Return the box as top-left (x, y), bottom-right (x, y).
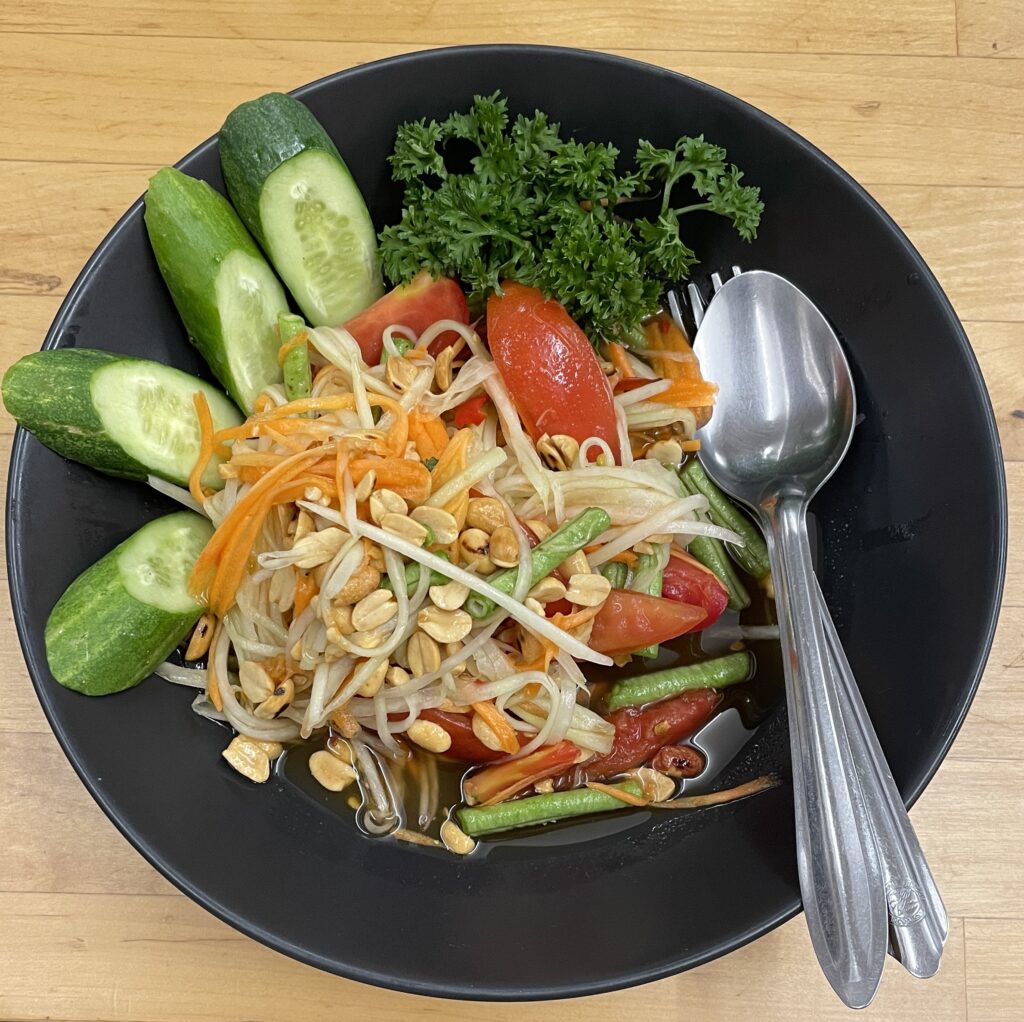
top-left (1, 2), bottom-right (1021, 1019)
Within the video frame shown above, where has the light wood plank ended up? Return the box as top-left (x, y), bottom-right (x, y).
top-left (957, 0), bottom-right (1023, 57)
top-left (867, 184), bottom-right (1024, 323)
top-left (965, 919), bottom-right (1024, 1021)
top-left (0, 890), bottom-right (967, 1022)
top-left (0, 732), bottom-right (171, 895)
top-left (2, 37), bottom-right (1022, 187)
top-left (951, 607), bottom-right (1024, 762)
top-left (0, 0), bottom-right (959, 56)
top-left (967, 320), bottom-right (1024, 462)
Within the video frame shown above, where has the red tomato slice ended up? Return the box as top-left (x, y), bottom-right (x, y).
top-left (453, 394), bottom-right (490, 428)
top-left (584, 689), bottom-right (721, 779)
top-left (344, 270), bottom-right (469, 365)
top-left (590, 590), bottom-right (707, 656)
top-left (662, 553), bottom-right (728, 628)
top-left (486, 282), bottom-right (621, 461)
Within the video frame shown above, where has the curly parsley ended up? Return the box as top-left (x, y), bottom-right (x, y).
top-left (378, 92), bottom-right (763, 346)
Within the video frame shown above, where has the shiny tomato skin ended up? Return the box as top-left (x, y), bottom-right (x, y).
top-left (486, 282), bottom-right (620, 460)
top-left (661, 555), bottom-right (729, 628)
top-left (584, 689), bottom-right (721, 779)
top-left (590, 590), bottom-right (707, 656)
top-left (344, 270), bottom-right (469, 364)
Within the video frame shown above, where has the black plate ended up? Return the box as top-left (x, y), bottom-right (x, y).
top-left (6, 46), bottom-right (1007, 1000)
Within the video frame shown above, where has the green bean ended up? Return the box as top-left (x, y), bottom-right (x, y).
top-left (278, 313), bottom-right (311, 403)
top-left (686, 535), bottom-right (751, 611)
top-left (380, 553), bottom-right (451, 596)
top-left (630, 546), bottom-right (666, 659)
top-left (599, 561), bottom-right (628, 589)
top-left (605, 651), bottom-right (753, 712)
top-left (379, 337), bottom-right (413, 365)
top-left (465, 507), bottom-right (611, 619)
top-left (456, 780), bottom-right (645, 836)
top-left (680, 460), bottom-right (771, 580)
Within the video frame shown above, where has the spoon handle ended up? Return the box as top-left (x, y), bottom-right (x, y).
top-left (814, 577), bottom-right (948, 977)
top-left (762, 497), bottom-right (888, 1008)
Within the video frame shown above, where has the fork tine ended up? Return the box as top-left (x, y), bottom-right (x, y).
top-left (666, 289), bottom-right (687, 336)
top-left (687, 282), bottom-right (706, 328)
top-left (710, 271), bottom-right (725, 293)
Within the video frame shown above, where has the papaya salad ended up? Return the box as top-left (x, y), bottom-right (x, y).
top-left (4, 91), bottom-right (780, 854)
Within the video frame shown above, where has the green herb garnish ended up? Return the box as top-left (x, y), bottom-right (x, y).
top-left (423, 456), bottom-right (439, 471)
top-left (379, 92), bottom-right (763, 345)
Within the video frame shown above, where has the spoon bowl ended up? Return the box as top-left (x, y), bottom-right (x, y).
top-left (695, 270), bottom-right (857, 506)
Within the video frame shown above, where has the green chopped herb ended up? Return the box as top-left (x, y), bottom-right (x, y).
top-left (379, 92), bottom-right (763, 345)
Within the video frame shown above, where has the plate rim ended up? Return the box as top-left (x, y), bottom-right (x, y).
top-left (5, 43), bottom-right (1008, 1000)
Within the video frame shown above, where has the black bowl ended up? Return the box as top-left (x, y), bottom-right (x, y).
top-left (6, 45), bottom-right (1006, 999)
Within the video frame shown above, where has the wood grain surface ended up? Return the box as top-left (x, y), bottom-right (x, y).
top-left (0, 2), bottom-right (1021, 1019)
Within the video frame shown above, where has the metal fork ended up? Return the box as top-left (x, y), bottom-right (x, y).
top-left (668, 269), bottom-right (947, 981)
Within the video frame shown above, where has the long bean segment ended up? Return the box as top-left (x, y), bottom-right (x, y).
top-left (606, 651), bottom-right (753, 712)
top-left (465, 507), bottom-right (611, 619)
top-left (456, 780), bottom-right (644, 836)
top-left (380, 553), bottom-right (451, 596)
top-left (629, 545), bottom-right (666, 658)
top-left (599, 561), bottom-right (629, 588)
top-left (686, 535), bottom-right (751, 611)
top-left (278, 313), bottom-right (311, 403)
top-left (680, 460), bottom-right (770, 580)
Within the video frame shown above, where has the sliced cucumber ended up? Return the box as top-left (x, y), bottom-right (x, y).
top-left (144, 166), bottom-right (290, 411)
top-left (2, 349), bottom-right (241, 488)
top-left (219, 93), bottom-right (383, 327)
top-left (45, 512), bottom-right (213, 695)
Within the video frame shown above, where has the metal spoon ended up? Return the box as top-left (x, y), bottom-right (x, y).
top-left (688, 270), bottom-right (894, 1006)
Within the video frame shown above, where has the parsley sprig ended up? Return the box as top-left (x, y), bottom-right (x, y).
top-left (379, 92), bottom-right (763, 346)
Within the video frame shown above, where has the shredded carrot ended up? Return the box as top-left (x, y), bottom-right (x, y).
top-left (188, 391), bottom-right (216, 506)
top-left (642, 316), bottom-right (700, 383)
top-left (586, 781), bottom-right (649, 807)
top-left (276, 330), bottom-right (308, 365)
top-left (409, 409), bottom-right (450, 460)
top-left (348, 457), bottom-right (431, 503)
top-left (609, 550), bottom-right (638, 566)
top-left (430, 428), bottom-right (472, 524)
top-left (651, 378), bottom-right (719, 407)
top-left (471, 701), bottom-right (519, 755)
top-left (206, 622), bottom-right (223, 711)
top-left (404, 347), bottom-right (431, 361)
top-left (681, 438), bottom-right (701, 452)
top-left (293, 569), bottom-right (317, 619)
top-left (608, 342), bottom-right (634, 379)
top-left (190, 445), bottom-right (332, 605)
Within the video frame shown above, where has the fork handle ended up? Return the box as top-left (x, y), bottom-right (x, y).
top-left (814, 576), bottom-right (948, 977)
top-left (762, 496), bottom-right (888, 1007)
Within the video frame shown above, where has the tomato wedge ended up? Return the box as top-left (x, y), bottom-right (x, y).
top-left (453, 394), bottom-right (490, 428)
top-left (584, 689), bottom-right (720, 779)
top-left (589, 590), bottom-right (707, 656)
top-left (487, 282), bottom-right (620, 461)
top-left (344, 270), bottom-right (469, 364)
top-left (662, 552), bottom-right (728, 628)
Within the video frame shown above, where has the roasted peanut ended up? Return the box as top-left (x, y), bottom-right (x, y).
top-left (369, 488), bottom-right (408, 524)
top-left (488, 525), bottom-right (520, 567)
top-left (239, 660), bottom-right (275, 704)
top-left (353, 469), bottom-right (376, 503)
top-left (385, 355), bottom-right (419, 393)
top-left (440, 819), bottom-right (476, 855)
top-left (537, 432), bottom-right (580, 471)
top-left (254, 677), bottom-right (295, 719)
top-left (411, 505), bottom-right (459, 545)
top-left (385, 666), bottom-right (411, 687)
top-left (466, 496), bottom-right (506, 534)
top-left (434, 346), bottom-right (455, 392)
top-left (356, 658), bottom-right (389, 698)
top-left (471, 711), bottom-right (504, 752)
top-left (458, 527), bottom-right (494, 573)
top-left (645, 439), bottom-right (684, 467)
top-left (429, 579), bottom-right (469, 611)
top-left (527, 576), bottom-right (567, 604)
top-left (222, 736), bottom-right (271, 783)
top-left (407, 719), bottom-right (452, 753)
top-left (443, 641), bottom-right (467, 676)
top-left (309, 749), bottom-right (358, 791)
top-left (406, 631), bottom-right (442, 676)
top-left (417, 606), bottom-right (473, 643)
top-left (351, 589), bottom-right (398, 632)
top-left (332, 561), bottom-right (381, 607)
top-left (185, 613), bottom-right (214, 661)
top-left (381, 512), bottom-right (430, 546)
top-left (565, 572), bottom-right (612, 607)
